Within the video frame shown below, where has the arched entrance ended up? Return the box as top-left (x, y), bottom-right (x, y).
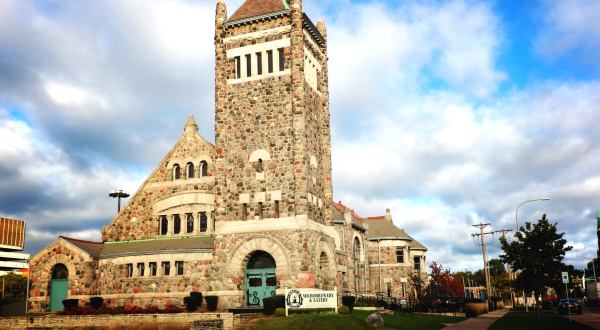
top-left (245, 251), bottom-right (276, 307)
top-left (50, 263), bottom-right (68, 312)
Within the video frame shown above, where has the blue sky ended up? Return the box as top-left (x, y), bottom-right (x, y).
top-left (1, 0), bottom-right (599, 271)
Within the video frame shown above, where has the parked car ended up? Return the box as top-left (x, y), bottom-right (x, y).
top-left (558, 298), bottom-right (582, 315)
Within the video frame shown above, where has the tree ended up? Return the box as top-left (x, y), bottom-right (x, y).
top-left (429, 262), bottom-right (464, 299)
top-left (500, 214), bottom-right (572, 315)
top-left (0, 273), bottom-right (27, 303)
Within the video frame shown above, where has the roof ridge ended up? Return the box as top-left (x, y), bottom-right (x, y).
top-left (59, 235), bottom-right (103, 245)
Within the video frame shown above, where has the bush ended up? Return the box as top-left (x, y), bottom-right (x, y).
top-left (355, 296), bottom-right (377, 307)
top-left (338, 305), bottom-right (350, 314)
top-left (62, 299), bottom-right (79, 311)
top-left (342, 295), bottom-right (356, 312)
top-left (274, 307), bottom-right (286, 317)
top-left (144, 304), bottom-right (160, 314)
top-left (465, 302), bottom-right (488, 317)
top-left (263, 295), bottom-right (285, 315)
top-left (205, 296), bottom-right (218, 311)
top-left (184, 297), bottom-right (197, 312)
top-left (389, 303), bottom-right (399, 311)
top-left (190, 291), bottom-right (203, 308)
top-left (90, 297), bottom-right (104, 309)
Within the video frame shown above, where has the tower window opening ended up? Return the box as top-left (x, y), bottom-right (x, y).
top-left (172, 164), bottom-right (181, 180)
top-left (175, 261), bottom-right (184, 276)
top-left (256, 52), bottom-right (262, 75)
top-left (137, 263), bottom-right (145, 277)
top-left (200, 161), bottom-right (208, 177)
top-left (126, 263), bottom-right (133, 278)
top-left (257, 202), bottom-right (263, 220)
top-left (267, 50), bottom-right (273, 73)
top-left (278, 48), bottom-right (285, 71)
top-left (159, 215), bottom-right (168, 235)
top-left (173, 214), bottom-right (181, 234)
top-left (241, 203), bottom-right (248, 220)
top-left (186, 213), bottom-right (194, 234)
top-left (149, 262), bottom-right (157, 276)
top-left (235, 56), bottom-right (241, 79)
top-left (161, 261), bottom-right (170, 276)
top-left (257, 158), bottom-right (264, 173)
top-left (245, 54), bottom-right (251, 77)
top-left (274, 200), bottom-right (280, 218)
top-left (200, 212), bottom-right (208, 232)
top-left (186, 162), bottom-right (194, 179)
top-left (396, 247), bottom-right (404, 263)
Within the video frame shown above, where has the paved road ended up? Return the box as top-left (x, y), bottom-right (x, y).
top-left (567, 306), bottom-right (600, 330)
top-left (444, 308), bottom-right (510, 330)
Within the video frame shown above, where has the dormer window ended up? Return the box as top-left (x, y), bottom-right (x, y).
top-left (186, 162), bottom-right (194, 179)
top-left (200, 161), bottom-right (208, 177)
top-left (172, 164), bottom-right (181, 180)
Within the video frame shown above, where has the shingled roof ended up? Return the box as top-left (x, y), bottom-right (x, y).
top-left (228, 0), bottom-right (289, 23)
top-left (60, 236), bottom-right (214, 259)
top-left (365, 219), bottom-right (412, 240)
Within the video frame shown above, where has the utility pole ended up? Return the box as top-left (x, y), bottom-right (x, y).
top-left (472, 224), bottom-right (512, 308)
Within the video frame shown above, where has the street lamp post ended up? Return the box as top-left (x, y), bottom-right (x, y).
top-left (514, 198), bottom-right (550, 312)
top-left (109, 189), bottom-right (130, 213)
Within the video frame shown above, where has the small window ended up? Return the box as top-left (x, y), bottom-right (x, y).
top-left (396, 247), bottom-right (404, 263)
top-left (186, 213), bottom-right (194, 234)
top-left (245, 54), bottom-right (251, 77)
top-left (267, 50), bottom-right (273, 73)
top-left (200, 212), bottom-right (208, 232)
top-left (278, 48), bottom-right (285, 71)
top-left (241, 203), bottom-right (248, 220)
top-left (257, 159), bottom-right (264, 173)
top-left (173, 214), bottom-right (181, 234)
top-left (149, 262), bottom-right (157, 277)
top-left (175, 261), bottom-right (184, 276)
top-left (160, 215), bottom-right (168, 235)
top-left (249, 278), bottom-right (262, 287)
top-left (235, 56), bottom-right (241, 79)
top-left (256, 52), bottom-right (263, 75)
top-left (186, 162), bottom-right (194, 179)
top-left (266, 277), bottom-right (277, 286)
top-left (414, 256), bottom-right (421, 271)
top-left (274, 201), bottom-right (280, 218)
top-left (137, 263), bottom-right (145, 277)
top-left (200, 161), bottom-right (208, 177)
top-left (126, 263), bottom-right (133, 278)
top-left (172, 164), bottom-right (181, 180)
top-left (257, 202), bottom-right (263, 220)
top-left (162, 261), bottom-right (170, 276)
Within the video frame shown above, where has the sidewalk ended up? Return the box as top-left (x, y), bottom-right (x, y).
top-left (443, 308), bottom-right (510, 330)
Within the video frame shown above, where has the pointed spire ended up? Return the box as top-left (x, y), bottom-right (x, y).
top-left (184, 115), bottom-right (198, 135)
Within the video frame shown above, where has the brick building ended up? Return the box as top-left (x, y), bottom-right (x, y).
top-left (28, 0), bottom-right (427, 312)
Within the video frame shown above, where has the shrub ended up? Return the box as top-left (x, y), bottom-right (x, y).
top-left (184, 297), bottom-right (198, 312)
top-left (389, 303), bottom-right (399, 311)
top-left (274, 307), bottom-right (286, 317)
top-left (465, 302), bottom-right (488, 317)
top-left (144, 304), bottom-right (160, 314)
top-left (190, 291), bottom-right (203, 308)
top-left (263, 295), bottom-right (285, 315)
top-left (205, 296), bottom-right (218, 311)
top-left (90, 297), bottom-right (104, 309)
top-left (338, 306), bottom-right (350, 314)
top-left (342, 295), bottom-right (356, 312)
top-left (62, 299), bottom-right (79, 311)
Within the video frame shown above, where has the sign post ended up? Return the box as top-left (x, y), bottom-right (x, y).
top-left (562, 271), bottom-right (571, 322)
top-left (285, 287), bottom-right (338, 316)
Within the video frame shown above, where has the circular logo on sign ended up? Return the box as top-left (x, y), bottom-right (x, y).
top-left (286, 289), bottom-right (303, 308)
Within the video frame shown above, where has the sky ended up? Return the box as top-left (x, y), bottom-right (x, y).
top-left (1, 0), bottom-right (599, 272)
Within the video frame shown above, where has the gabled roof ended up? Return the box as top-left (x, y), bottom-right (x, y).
top-left (228, 0), bottom-right (289, 23)
top-left (58, 236), bottom-right (214, 259)
top-left (365, 218), bottom-right (411, 240)
top-left (333, 201), bottom-right (363, 223)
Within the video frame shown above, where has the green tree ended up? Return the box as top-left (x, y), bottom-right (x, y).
top-left (0, 273), bottom-right (27, 303)
top-left (499, 214), bottom-right (572, 316)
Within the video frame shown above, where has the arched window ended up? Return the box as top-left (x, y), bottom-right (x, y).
top-left (186, 213), bottom-right (194, 233)
top-left (247, 251), bottom-right (276, 269)
top-left (186, 162), bottom-right (195, 179)
top-left (160, 215), bottom-right (168, 235)
top-left (51, 264), bottom-right (69, 279)
top-left (199, 212), bottom-right (208, 232)
top-left (173, 214), bottom-right (181, 234)
top-left (172, 164), bottom-right (181, 180)
top-left (199, 161), bottom-right (208, 177)
top-left (257, 159), bottom-right (264, 173)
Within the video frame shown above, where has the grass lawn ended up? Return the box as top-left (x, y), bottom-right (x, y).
top-left (255, 310), bottom-right (465, 330)
top-left (489, 311), bottom-right (592, 330)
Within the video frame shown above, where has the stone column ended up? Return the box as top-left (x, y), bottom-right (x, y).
top-left (168, 215), bottom-right (174, 236)
top-left (195, 212), bottom-right (201, 235)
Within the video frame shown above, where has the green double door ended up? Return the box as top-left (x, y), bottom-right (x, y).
top-left (246, 268), bottom-right (276, 307)
top-left (50, 279), bottom-right (68, 312)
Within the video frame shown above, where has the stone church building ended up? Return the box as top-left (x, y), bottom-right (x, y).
top-left (28, 0), bottom-right (427, 312)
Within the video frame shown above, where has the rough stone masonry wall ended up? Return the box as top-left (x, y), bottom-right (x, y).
top-left (0, 313), bottom-right (234, 330)
top-left (367, 241), bottom-right (418, 297)
top-left (28, 240), bottom-right (98, 312)
top-left (102, 130), bottom-right (215, 242)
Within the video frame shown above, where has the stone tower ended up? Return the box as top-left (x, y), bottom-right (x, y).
top-left (214, 0), bottom-right (333, 225)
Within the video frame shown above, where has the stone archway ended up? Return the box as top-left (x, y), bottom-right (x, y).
top-left (244, 251), bottom-right (277, 307)
top-left (49, 263), bottom-right (69, 312)
top-left (315, 239), bottom-right (336, 290)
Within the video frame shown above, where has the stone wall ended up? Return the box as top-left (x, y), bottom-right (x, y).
top-left (0, 312), bottom-right (233, 330)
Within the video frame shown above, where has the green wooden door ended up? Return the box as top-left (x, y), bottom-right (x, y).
top-left (246, 268), bottom-right (276, 307)
top-left (50, 279), bottom-right (68, 312)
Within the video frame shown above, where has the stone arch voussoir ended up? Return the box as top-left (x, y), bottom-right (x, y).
top-left (228, 236), bottom-right (289, 275)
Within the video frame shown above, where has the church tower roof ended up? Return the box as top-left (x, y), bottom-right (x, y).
top-left (227, 0), bottom-right (290, 23)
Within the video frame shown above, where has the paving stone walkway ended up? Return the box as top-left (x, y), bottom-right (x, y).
top-left (443, 308), bottom-right (510, 330)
